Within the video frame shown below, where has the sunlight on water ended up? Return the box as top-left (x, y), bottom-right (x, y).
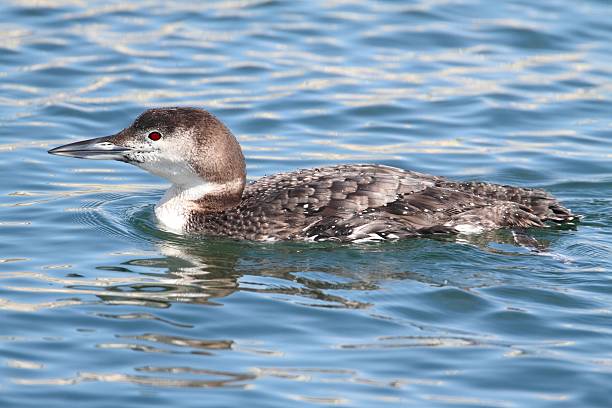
top-left (0, 0), bottom-right (611, 407)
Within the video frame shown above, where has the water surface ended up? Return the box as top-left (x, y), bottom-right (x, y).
top-left (1, 1), bottom-right (611, 407)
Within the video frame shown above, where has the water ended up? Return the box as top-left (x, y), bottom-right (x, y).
top-left (1, 0), bottom-right (611, 406)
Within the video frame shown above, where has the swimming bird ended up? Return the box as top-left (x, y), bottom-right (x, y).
top-left (48, 107), bottom-right (576, 242)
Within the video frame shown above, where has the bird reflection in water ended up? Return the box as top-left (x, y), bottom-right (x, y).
top-left (94, 238), bottom-right (381, 309)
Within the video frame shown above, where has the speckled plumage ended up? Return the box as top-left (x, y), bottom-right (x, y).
top-left (48, 107), bottom-right (577, 242)
top-left (188, 164), bottom-right (575, 242)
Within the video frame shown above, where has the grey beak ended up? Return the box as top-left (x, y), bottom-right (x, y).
top-left (48, 136), bottom-right (131, 161)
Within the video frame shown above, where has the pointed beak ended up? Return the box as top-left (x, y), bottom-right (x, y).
top-left (48, 136), bottom-right (132, 161)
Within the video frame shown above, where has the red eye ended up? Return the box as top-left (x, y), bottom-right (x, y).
top-left (148, 131), bottom-right (162, 141)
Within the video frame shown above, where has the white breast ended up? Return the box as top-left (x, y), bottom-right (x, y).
top-left (154, 185), bottom-right (194, 233)
top-left (154, 181), bottom-right (242, 233)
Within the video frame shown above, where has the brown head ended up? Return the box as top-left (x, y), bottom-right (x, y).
top-left (49, 107), bottom-right (246, 207)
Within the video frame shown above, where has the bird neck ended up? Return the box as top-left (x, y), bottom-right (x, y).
top-left (154, 178), bottom-right (244, 233)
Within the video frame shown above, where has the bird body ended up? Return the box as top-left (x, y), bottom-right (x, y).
top-left (48, 107), bottom-right (576, 242)
top-left (189, 164), bottom-right (574, 242)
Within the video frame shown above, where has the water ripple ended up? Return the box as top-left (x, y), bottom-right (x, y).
top-left (1, 1), bottom-right (612, 407)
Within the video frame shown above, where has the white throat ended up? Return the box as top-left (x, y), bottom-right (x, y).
top-left (154, 181), bottom-right (235, 233)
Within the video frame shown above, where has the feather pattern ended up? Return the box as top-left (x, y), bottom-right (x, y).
top-left (187, 164), bottom-right (576, 241)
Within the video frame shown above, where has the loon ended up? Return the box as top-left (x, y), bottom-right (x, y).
top-left (48, 107), bottom-right (576, 242)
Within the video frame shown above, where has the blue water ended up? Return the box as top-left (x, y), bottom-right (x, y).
top-left (1, 1), bottom-right (612, 406)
